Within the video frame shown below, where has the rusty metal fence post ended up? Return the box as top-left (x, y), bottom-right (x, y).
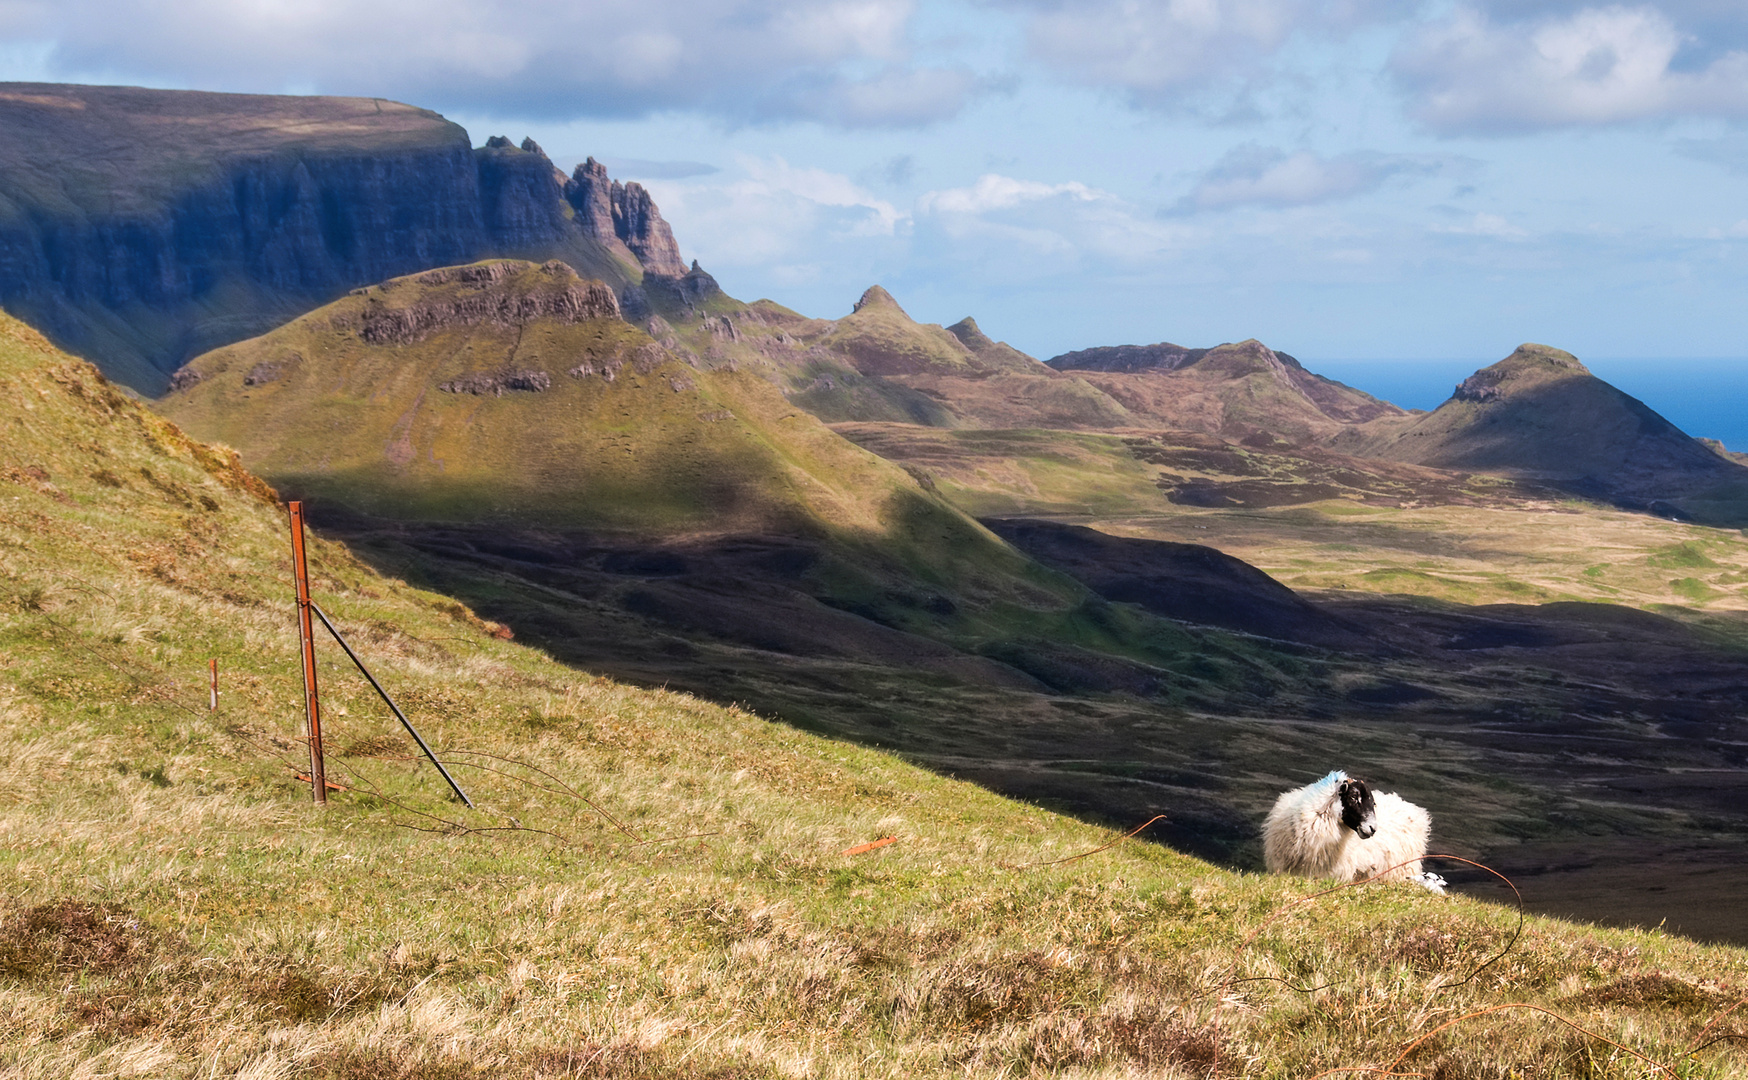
top-left (209, 658), bottom-right (218, 712)
top-left (288, 501), bottom-right (327, 805)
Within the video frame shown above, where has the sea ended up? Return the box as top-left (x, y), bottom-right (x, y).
top-left (1308, 358), bottom-right (1748, 454)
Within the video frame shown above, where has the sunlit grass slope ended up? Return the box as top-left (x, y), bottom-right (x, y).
top-left (835, 422), bottom-right (1748, 615)
top-left (159, 261), bottom-right (900, 536)
top-left (159, 261), bottom-right (1096, 644)
top-left (5, 314), bottom-right (1748, 1076)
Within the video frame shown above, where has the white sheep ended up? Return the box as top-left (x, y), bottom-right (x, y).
top-left (1263, 770), bottom-right (1439, 890)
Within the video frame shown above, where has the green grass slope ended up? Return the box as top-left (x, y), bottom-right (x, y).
top-left (833, 420), bottom-right (1748, 612)
top-left (816, 286), bottom-right (991, 377)
top-left (8, 312), bottom-right (1748, 1078)
top-left (792, 288), bottom-right (1134, 429)
top-left (157, 260), bottom-right (1102, 646)
top-left (162, 263), bottom-right (937, 534)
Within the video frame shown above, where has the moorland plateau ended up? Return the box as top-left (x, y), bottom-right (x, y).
top-left (5, 77), bottom-right (1748, 1010)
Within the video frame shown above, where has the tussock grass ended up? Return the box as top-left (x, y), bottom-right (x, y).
top-left (5, 315), bottom-right (1748, 1076)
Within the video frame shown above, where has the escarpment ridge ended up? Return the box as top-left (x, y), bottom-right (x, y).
top-left (0, 83), bottom-right (695, 392)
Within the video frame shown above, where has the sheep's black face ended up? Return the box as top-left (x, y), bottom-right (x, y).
top-left (1339, 779), bottom-right (1377, 839)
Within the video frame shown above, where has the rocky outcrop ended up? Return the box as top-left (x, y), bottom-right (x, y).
top-left (612, 181), bottom-right (688, 277)
top-left (1047, 342), bottom-right (1208, 373)
top-left (341, 261), bottom-right (619, 345)
top-left (626, 260), bottom-right (728, 320)
top-left (564, 158), bottom-right (621, 244)
top-left (563, 157), bottom-right (688, 277)
top-left (439, 369), bottom-right (553, 395)
top-left (0, 83), bottom-right (705, 392)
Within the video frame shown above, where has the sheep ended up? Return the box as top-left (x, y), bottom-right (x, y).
top-left (1263, 770), bottom-right (1440, 891)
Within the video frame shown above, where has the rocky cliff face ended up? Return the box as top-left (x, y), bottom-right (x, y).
top-left (563, 157), bottom-right (688, 277)
top-left (0, 83), bottom-right (700, 392)
top-left (612, 181), bottom-right (688, 277)
top-left (475, 137), bottom-right (573, 250)
top-left (564, 159), bottom-right (624, 247)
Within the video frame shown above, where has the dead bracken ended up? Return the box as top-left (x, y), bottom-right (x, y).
top-left (0, 900), bottom-right (152, 976)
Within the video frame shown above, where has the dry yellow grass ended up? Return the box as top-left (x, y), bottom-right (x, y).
top-left (1098, 501), bottom-right (1748, 614)
top-left (831, 421), bottom-right (1748, 615)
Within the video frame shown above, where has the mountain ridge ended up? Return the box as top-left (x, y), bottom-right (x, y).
top-left (0, 82), bottom-right (694, 392)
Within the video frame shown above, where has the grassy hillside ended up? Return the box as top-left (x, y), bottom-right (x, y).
top-left (9, 310), bottom-right (1748, 1077)
top-left (157, 297), bottom-right (1748, 920)
top-left (1055, 340), bottom-right (1406, 446)
top-left (834, 422), bottom-right (1748, 613)
top-left (159, 260), bottom-right (900, 534)
top-left (163, 261), bottom-right (1232, 678)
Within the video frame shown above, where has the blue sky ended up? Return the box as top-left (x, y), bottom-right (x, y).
top-left (4, 0), bottom-right (1748, 376)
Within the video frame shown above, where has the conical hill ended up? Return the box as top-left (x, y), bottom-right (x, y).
top-left (1346, 344), bottom-right (1748, 520)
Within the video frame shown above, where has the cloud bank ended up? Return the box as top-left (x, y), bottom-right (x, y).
top-left (9, 0), bottom-right (1748, 134)
top-left (1002, 0), bottom-right (1391, 112)
top-left (1171, 145), bottom-right (1454, 213)
top-left (1393, 5), bottom-right (1748, 133)
top-left (9, 0), bottom-right (983, 127)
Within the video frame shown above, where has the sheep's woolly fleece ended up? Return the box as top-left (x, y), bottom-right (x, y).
top-left (1263, 770), bottom-right (1430, 885)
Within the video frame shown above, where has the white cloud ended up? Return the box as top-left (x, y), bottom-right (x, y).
top-left (917, 174), bottom-right (1096, 215)
top-left (915, 172), bottom-right (1187, 266)
top-left (738, 157), bottom-right (906, 235)
top-left (1005, 0), bottom-right (1390, 111)
top-left (9, 0), bottom-right (982, 128)
top-left (642, 156), bottom-right (905, 277)
top-left (1431, 211), bottom-right (1529, 239)
top-left (1171, 144), bottom-right (1452, 213)
top-left (1464, 0), bottom-right (1748, 53)
top-left (1393, 5), bottom-right (1748, 133)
